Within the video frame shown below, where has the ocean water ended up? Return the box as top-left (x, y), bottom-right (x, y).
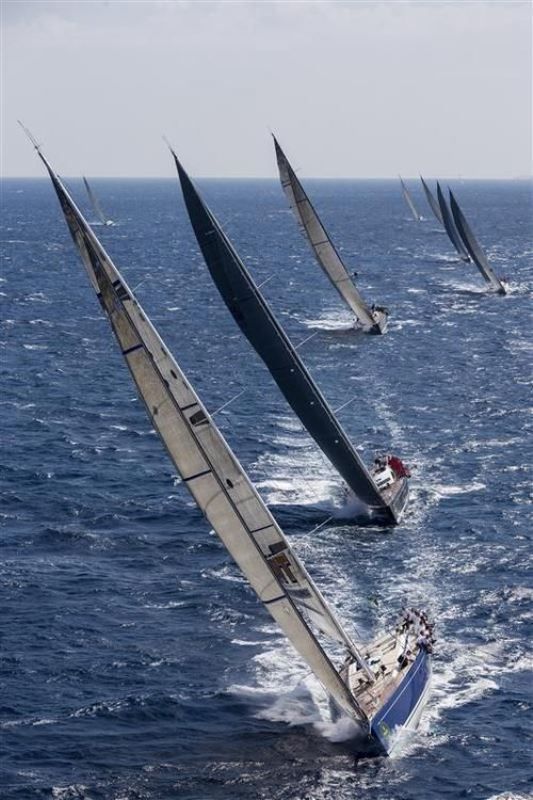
top-left (1, 176), bottom-right (531, 800)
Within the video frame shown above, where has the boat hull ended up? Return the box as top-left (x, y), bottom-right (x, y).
top-left (366, 309), bottom-right (388, 335)
top-left (369, 648), bottom-right (432, 755)
top-left (370, 475), bottom-right (409, 525)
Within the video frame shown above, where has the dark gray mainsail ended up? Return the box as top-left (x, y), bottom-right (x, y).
top-left (399, 176), bottom-right (422, 221)
top-left (449, 190), bottom-right (507, 294)
top-left (436, 182), bottom-right (470, 262)
top-left (170, 151), bottom-right (403, 523)
top-left (273, 136), bottom-right (385, 334)
top-left (26, 134), bottom-right (376, 721)
top-left (420, 176), bottom-right (443, 225)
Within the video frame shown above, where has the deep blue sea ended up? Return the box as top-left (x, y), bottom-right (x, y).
top-left (1, 175), bottom-right (532, 800)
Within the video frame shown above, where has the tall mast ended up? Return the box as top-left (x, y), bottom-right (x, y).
top-left (273, 136), bottom-right (379, 331)
top-left (170, 150), bottom-right (393, 520)
top-left (23, 128), bottom-right (376, 715)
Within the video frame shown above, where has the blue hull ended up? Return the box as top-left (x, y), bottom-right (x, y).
top-left (370, 649), bottom-right (431, 755)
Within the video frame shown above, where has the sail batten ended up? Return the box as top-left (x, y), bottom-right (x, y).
top-left (436, 182), bottom-right (470, 261)
top-left (449, 191), bottom-right (506, 293)
top-left (172, 153), bottom-right (392, 517)
top-left (33, 143), bottom-right (375, 721)
top-left (273, 137), bottom-right (378, 330)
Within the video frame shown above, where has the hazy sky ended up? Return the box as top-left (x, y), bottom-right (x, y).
top-left (2, 0), bottom-right (532, 178)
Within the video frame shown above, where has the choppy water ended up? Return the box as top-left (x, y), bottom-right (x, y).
top-left (1, 176), bottom-right (532, 799)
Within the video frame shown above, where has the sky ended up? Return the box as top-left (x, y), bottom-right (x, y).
top-left (2, 0), bottom-right (532, 178)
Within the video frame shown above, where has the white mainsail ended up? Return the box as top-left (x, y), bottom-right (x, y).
top-left (83, 176), bottom-right (109, 226)
top-left (420, 176), bottom-right (444, 225)
top-left (399, 176), bottom-right (422, 221)
top-left (273, 136), bottom-right (377, 330)
top-left (29, 136), bottom-right (374, 722)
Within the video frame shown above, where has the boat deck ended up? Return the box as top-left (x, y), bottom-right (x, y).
top-left (345, 631), bottom-right (420, 719)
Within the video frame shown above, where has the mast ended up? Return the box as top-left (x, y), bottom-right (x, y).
top-left (420, 176), bottom-right (443, 225)
top-left (436, 182), bottom-right (470, 262)
top-left (272, 136), bottom-right (378, 331)
top-left (24, 132), bottom-right (376, 716)
top-left (83, 176), bottom-right (107, 225)
top-left (170, 150), bottom-right (393, 519)
top-left (449, 190), bottom-right (507, 294)
top-left (399, 176), bottom-right (422, 221)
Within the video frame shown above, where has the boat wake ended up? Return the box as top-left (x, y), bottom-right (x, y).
top-left (300, 314), bottom-right (356, 332)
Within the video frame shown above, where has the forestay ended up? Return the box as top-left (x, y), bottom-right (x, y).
top-left (420, 176), bottom-right (444, 225)
top-left (172, 152), bottom-right (391, 517)
top-left (449, 191), bottom-right (506, 293)
top-left (399, 176), bottom-right (421, 221)
top-left (273, 136), bottom-right (376, 329)
top-left (83, 176), bottom-right (107, 226)
top-left (32, 142), bottom-right (373, 721)
top-left (436, 182), bottom-right (470, 262)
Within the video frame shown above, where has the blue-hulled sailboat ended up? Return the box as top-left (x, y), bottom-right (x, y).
top-left (23, 126), bottom-right (432, 758)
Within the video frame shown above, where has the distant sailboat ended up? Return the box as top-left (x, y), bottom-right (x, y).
top-left (24, 128), bottom-right (432, 758)
top-left (273, 136), bottom-right (388, 335)
top-left (170, 150), bottom-right (410, 525)
top-left (83, 176), bottom-right (114, 226)
top-left (420, 176), bottom-right (444, 226)
top-left (449, 190), bottom-right (507, 295)
top-left (399, 176), bottom-right (422, 221)
top-left (436, 182), bottom-right (470, 262)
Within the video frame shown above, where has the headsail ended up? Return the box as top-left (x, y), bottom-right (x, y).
top-left (449, 190), bottom-right (507, 294)
top-left (26, 133), bottom-right (374, 721)
top-left (171, 151), bottom-right (395, 520)
top-left (420, 176), bottom-right (443, 225)
top-left (436, 182), bottom-right (470, 262)
top-left (82, 176), bottom-right (110, 226)
top-left (273, 136), bottom-right (380, 332)
top-left (399, 176), bottom-right (422, 221)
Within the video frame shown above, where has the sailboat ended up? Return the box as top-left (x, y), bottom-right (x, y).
top-left (170, 150), bottom-right (410, 525)
top-left (24, 128), bottom-right (432, 757)
top-left (273, 136), bottom-right (388, 335)
top-left (436, 182), bottom-right (470, 262)
top-left (449, 190), bottom-right (507, 295)
top-left (420, 176), bottom-right (444, 226)
top-left (399, 176), bottom-right (422, 222)
top-left (82, 176), bottom-right (114, 226)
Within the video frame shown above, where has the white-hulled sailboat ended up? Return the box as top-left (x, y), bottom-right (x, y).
top-left (273, 136), bottom-right (388, 335)
top-left (399, 176), bottom-right (422, 222)
top-left (82, 176), bottom-right (114, 226)
top-left (24, 127), bottom-right (432, 756)
top-left (420, 176), bottom-right (444, 226)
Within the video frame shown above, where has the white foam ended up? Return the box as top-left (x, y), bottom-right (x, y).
top-left (430, 481), bottom-right (486, 497)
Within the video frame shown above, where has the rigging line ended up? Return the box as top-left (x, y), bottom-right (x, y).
top-left (293, 330), bottom-right (319, 351)
top-left (307, 515), bottom-right (333, 537)
top-left (257, 274), bottom-right (274, 289)
top-left (131, 278), bottom-right (148, 293)
top-left (211, 388), bottom-right (246, 417)
top-left (333, 395), bottom-right (359, 415)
